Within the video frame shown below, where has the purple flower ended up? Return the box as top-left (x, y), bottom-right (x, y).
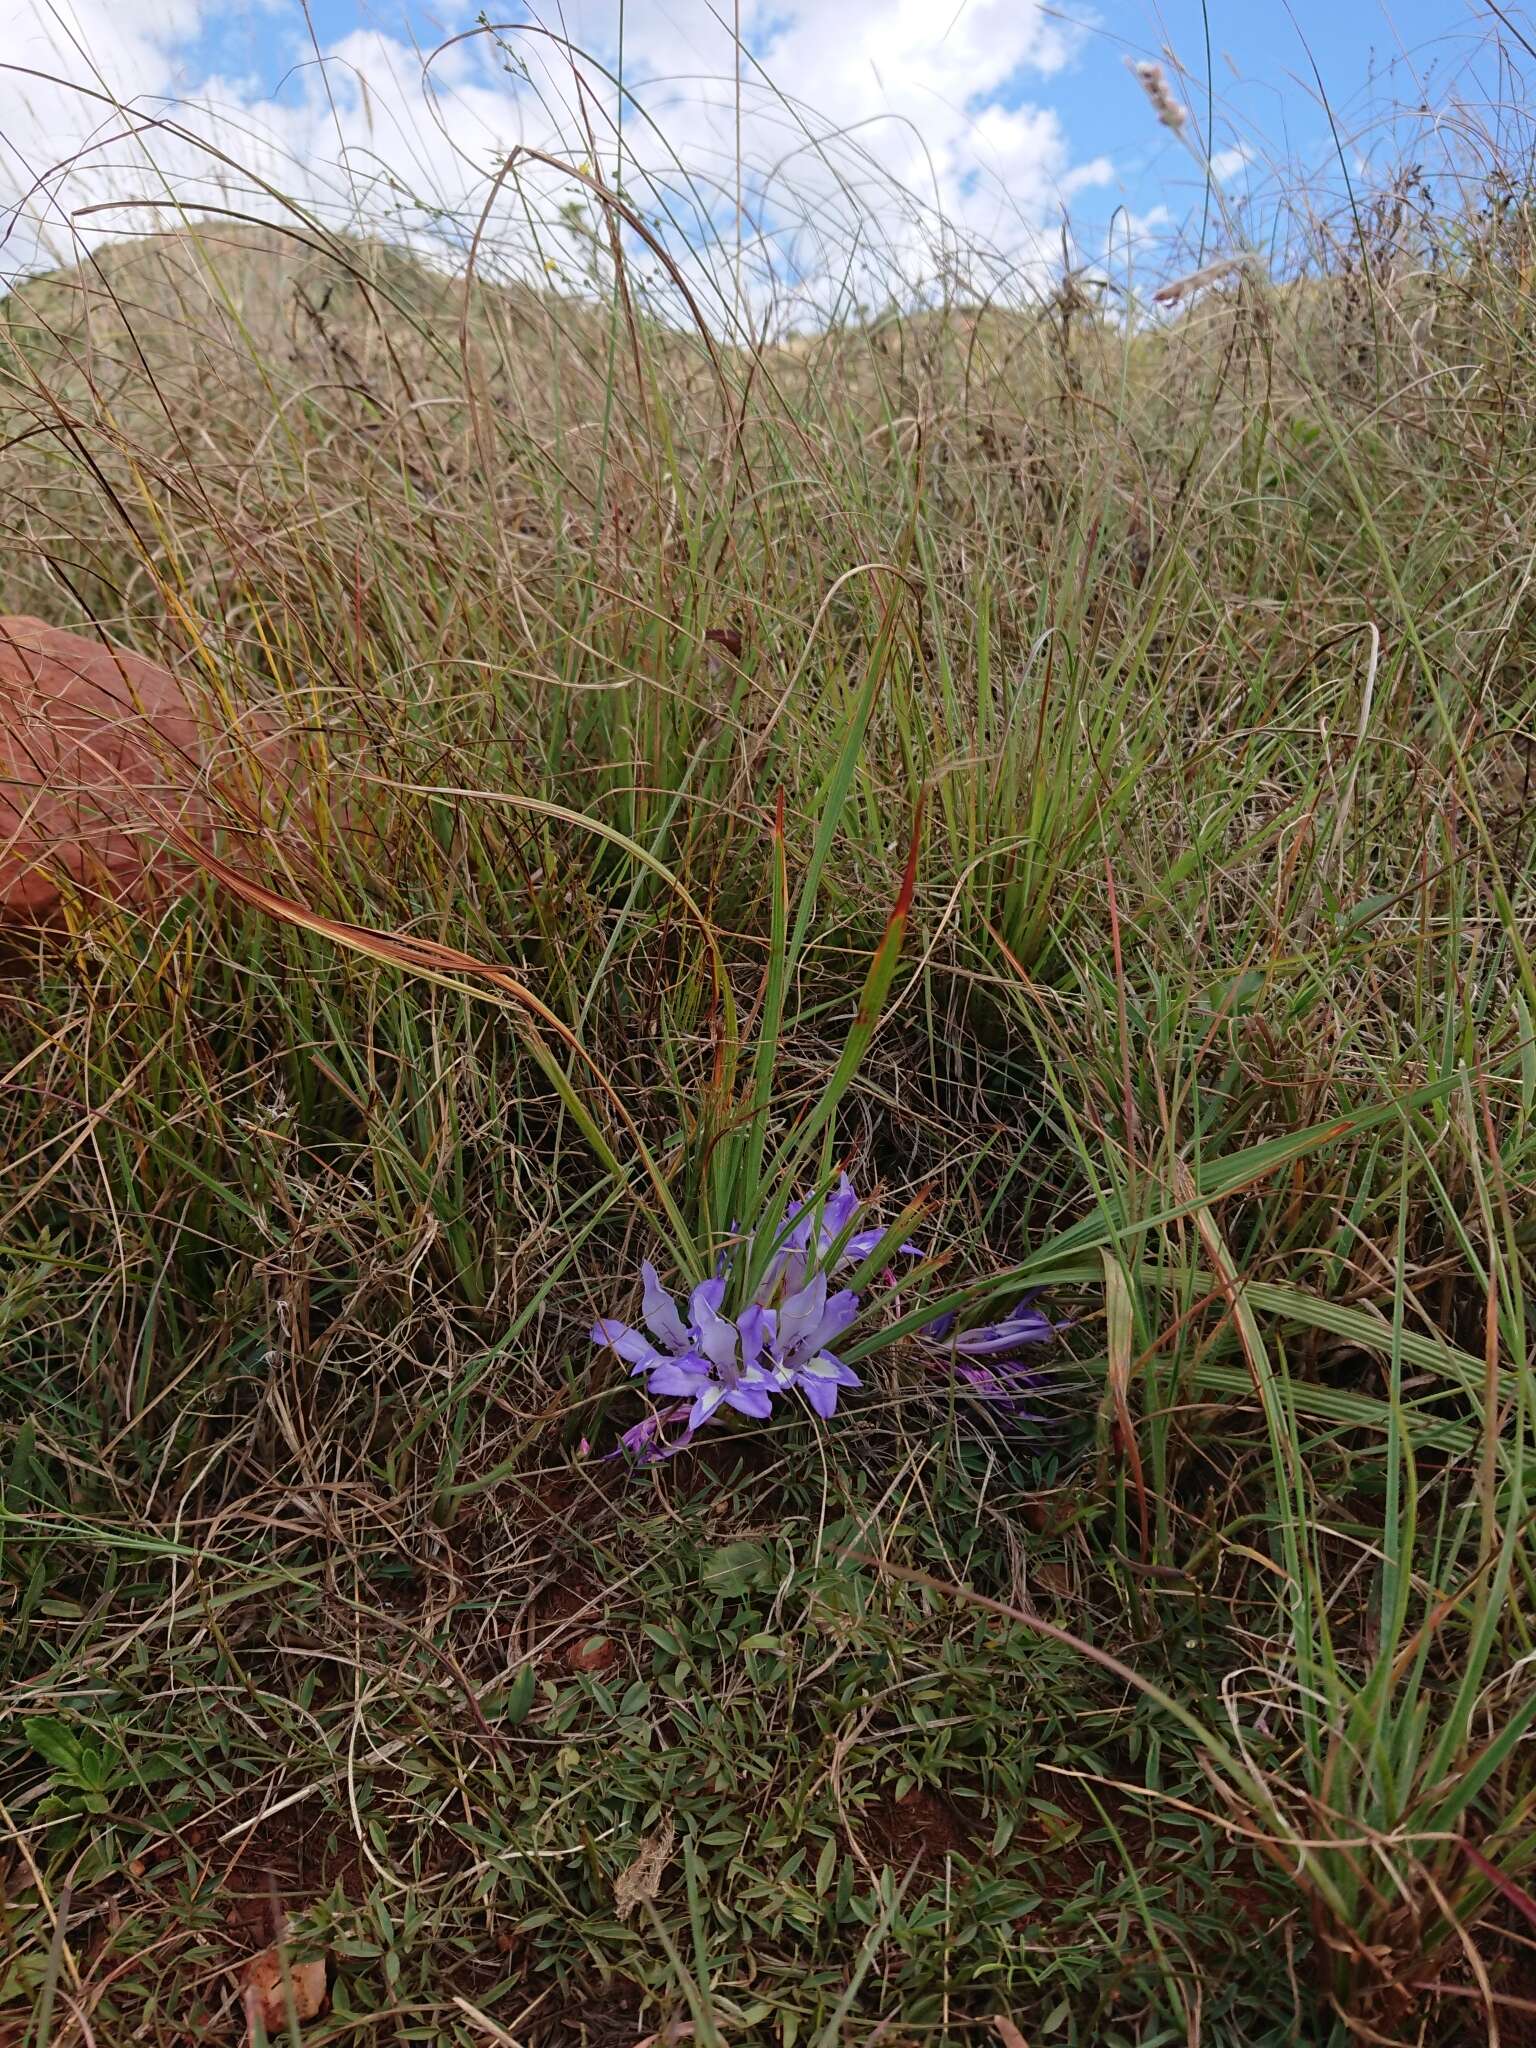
top-left (588, 1178), bottom-right (938, 1461)
top-left (581, 1401), bottom-right (699, 1468)
top-left (921, 1295), bottom-right (1063, 1423)
top-left (925, 1295), bottom-right (1061, 1354)
top-left (590, 1244), bottom-right (867, 1450)
top-left (591, 1262), bottom-right (777, 1433)
top-left (590, 1260), bottom-right (713, 1382)
top-left (766, 1173), bottom-right (919, 1295)
top-left (611, 1402), bottom-right (697, 1464)
top-left (741, 1268), bottom-right (863, 1420)
top-left (949, 1357), bottom-right (1051, 1421)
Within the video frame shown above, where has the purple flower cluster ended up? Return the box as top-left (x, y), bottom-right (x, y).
top-left (919, 1296), bottom-right (1061, 1421)
top-left (591, 1259), bottom-right (863, 1465)
top-left (590, 1173), bottom-right (1062, 1464)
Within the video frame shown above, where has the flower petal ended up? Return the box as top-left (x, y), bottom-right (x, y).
top-left (688, 1275), bottom-right (727, 1328)
top-left (822, 1173), bottom-right (859, 1242)
top-left (950, 1313), bottom-right (1057, 1355)
top-left (647, 1358), bottom-right (713, 1398)
top-left (737, 1301), bottom-right (775, 1371)
top-left (815, 1352), bottom-right (861, 1389)
top-left (798, 1372), bottom-right (841, 1419)
top-left (942, 1359), bottom-right (1052, 1423)
top-left (776, 1270), bottom-right (828, 1356)
top-left (723, 1383), bottom-right (774, 1419)
top-left (640, 1262), bottom-right (689, 1349)
top-left (806, 1288), bottom-right (860, 1355)
top-left (590, 1318), bottom-right (661, 1370)
top-left (688, 1381), bottom-right (730, 1431)
top-left (693, 1296), bottom-right (738, 1371)
top-left (633, 1431), bottom-right (694, 1464)
top-left (843, 1226), bottom-right (923, 1264)
top-left (756, 1248), bottom-right (790, 1300)
top-left (616, 1403), bottom-right (696, 1464)
top-left (781, 1200), bottom-right (812, 1255)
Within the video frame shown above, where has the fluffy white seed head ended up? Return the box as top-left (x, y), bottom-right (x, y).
top-left (1130, 57), bottom-right (1188, 132)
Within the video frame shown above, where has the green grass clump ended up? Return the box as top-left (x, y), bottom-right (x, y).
top-left (5, 41), bottom-right (1536, 2047)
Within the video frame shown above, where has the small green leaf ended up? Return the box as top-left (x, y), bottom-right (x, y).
top-left (24, 1718), bottom-right (82, 1776)
top-left (702, 1541), bottom-right (770, 1596)
top-left (503, 1664), bottom-right (537, 1726)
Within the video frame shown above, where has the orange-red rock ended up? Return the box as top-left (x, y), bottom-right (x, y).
top-left (0, 616), bottom-right (296, 920)
top-left (240, 1945), bottom-right (328, 2032)
top-left (565, 1633), bottom-right (618, 1673)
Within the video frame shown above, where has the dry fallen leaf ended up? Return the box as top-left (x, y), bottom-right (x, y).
top-left (613, 1816), bottom-right (676, 1922)
top-left (241, 1944), bottom-right (328, 2036)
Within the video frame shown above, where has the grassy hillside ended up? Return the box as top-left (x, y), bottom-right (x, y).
top-left (3, 132), bottom-right (1536, 2048)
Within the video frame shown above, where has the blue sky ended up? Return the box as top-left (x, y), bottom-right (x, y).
top-left (3, 0), bottom-right (1525, 305)
top-left (186, 0), bottom-right (1514, 226)
top-left (1087, 1), bottom-right (1514, 206)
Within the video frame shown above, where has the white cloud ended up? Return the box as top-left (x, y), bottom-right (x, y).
top-left (0, 0), bottom-right (1113, 328)
top-left (1208, 143), bottom-right (1251, 185)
